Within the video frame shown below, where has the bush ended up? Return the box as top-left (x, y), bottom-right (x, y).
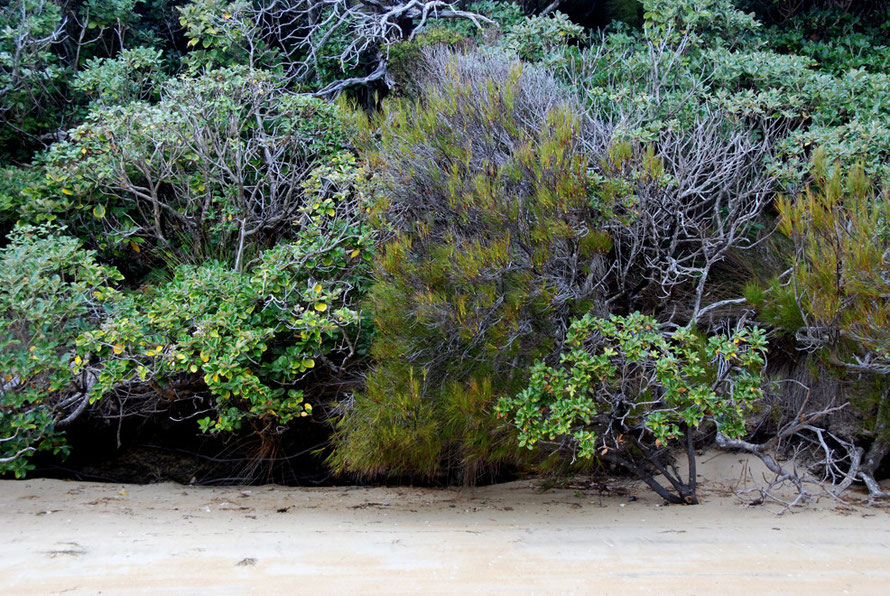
top-left (329, 50), bottom-right (607, 483)
top-left (39, 67), bottom-right (355, 267)
top-left (769, 157), bottom-right (890, 496)
top-left (0, 224), bottom-right (122, 477)
top-left (502, 11), bottom-right (583, 63)
top-left (330, 45), bottom-right (782, 482)
top-left (497, 312), bottom-right (767, 503)
top-left (76, 152), bottom-right (372, 438)
top-left (777, 159), bottom-right (890, 375)
top-left (73, 46), bottom-right (168, 107)
top-left (388, 28), bottom-right (473, 96)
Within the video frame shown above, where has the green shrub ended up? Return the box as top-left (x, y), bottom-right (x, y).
top-left (777, 159), bottom-right (890, 374)
top-left (502, 11), bottom-right (583, 62)
top-left (77, 152), bottom-right (372, 437)
top-left (329, 51), bottom-right (607, 483)
top-left (497, 312), bottom-right (767, 503)
top-left (0, 224), bottom-right (122, 477)
top-left (39, 67), bottom-right (355, 266)
top-left (388, 28), bottom-right (472, 96)
top-left (74, 46), bottom-right (168, 107)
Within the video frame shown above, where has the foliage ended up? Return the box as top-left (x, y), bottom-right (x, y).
top-left (502, 11), bottom-right (583, 62)
top-left (0, 0), bottom-right (178, 157)
top-left (762, 8), bottom-right (890, 75)
top-left (41, 67), bottom-right (355, 267)
top-left (777, 159), bottom-right (890, 375)
top-left (387, 27), bottom-right (472, 95)
top-left (432, 1), bottom-right (524, 38)
top-left (641, 0), bottom-right (760, 49)
top-left (175, 0), bottom-right (497, 94)
top-left (0, 0), bottom-right (67, 150)
top-left (329, 50), bottom-right (604, 482)
top-left (559, 0), bottom-right (890, 186)
top-left (73, 170), bottom-right (366, 437)
top-left (75, 148), bottom-right (372, 436)
top-left (73, 47), bottom-right (168, 107)
top-left (0, 224), bottom-right (122, 477)
top-left (497, 312), bottom-right (767, 502)
top-left (1, 0), bottom-right (890, 490)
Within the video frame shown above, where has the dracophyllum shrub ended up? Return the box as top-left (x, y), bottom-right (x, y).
top-left (329, 50), bottom-right (615, 483)
top-left (497, 312), bottom-right (768, 504)
top-left (0, 224), bottom-right (122, 477)
top-left (743, 160), bottom-right (890, 496)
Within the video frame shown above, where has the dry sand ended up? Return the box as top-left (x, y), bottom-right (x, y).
top-left (1, 451), bottom-right (889, 595)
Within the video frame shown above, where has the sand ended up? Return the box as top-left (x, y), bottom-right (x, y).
top-left (1, 451), bottom-right (889, 595)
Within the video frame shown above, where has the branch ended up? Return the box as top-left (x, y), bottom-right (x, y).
top-left (0, 447), bottom-right (35, 464)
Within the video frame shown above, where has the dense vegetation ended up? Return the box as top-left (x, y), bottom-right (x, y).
top-left (1, 0), bottom-right (889, 504)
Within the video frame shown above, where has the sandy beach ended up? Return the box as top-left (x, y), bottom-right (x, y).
top-left (1, 451), bottom-right (889, 595)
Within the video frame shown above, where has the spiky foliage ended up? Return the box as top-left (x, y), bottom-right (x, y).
top-left (778, 158), bottom-right (890, 375)
top-left (776, 156), bottom-right (890, 499)
top-left (329, 50), bottom-right (612, 483)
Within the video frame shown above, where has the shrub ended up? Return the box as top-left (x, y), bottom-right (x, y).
top-left (330, 46), bottom-right (782, 482)
top-left (0, 224), bottom-right (122, 477)
top-left (777, 159), bottom-right (890, 376)
top-left (76, 152), bottom-right (372, 438)
top-left (40, 67), bottom-right (355, 267)
top-left (388, 28), bottom-right (473, 96)
top-left (497, 312), bottom-right (768, 503)
top-left (502, 11), bottom-right (583, 63)
top-left (73, 46), bottom-right (168, 107)
top-left (772, 159), bottom-right (890, 496)
top-left (329, 50), bottom-right (608, 483)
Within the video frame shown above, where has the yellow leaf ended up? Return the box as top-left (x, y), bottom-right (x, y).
top-left (61, 188), bottom-right (73, 195)
top-left (74, 355), bottom-right (82, 365)
top-left (302, 358), bottom-right (315, 369)
top-left (350, 249), bottom-right (360, 258)
top-left (314, 284), bottom-right (322, 293)
top-left (129, 241), bottom-right (140, 253)
top-left (314, 302), bottom-right (327, 312)
top-left (112, 344), bottom-right (124, 355)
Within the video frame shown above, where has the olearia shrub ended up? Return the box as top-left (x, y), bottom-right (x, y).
top-left (0, 224), bottom-right (123, 477)
top-left (496, 312), bottom-right (768, 503)
top-left (35, 67), bottom-right (356, 267)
